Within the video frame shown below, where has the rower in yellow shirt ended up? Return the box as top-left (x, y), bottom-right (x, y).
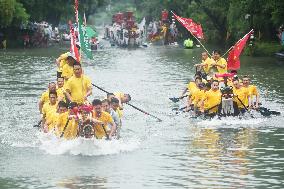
top-left (113, 92), bottom-right (131, 110)
top-left (242, 75), bottom-right (260, 109)
top-left (56, 52), bottom-right (69, 78)
top-left (200, 80), bottom-right (222, 115)
top-left (55, 102), bottom-right (78, 139)
top-left (232, 79), bottom-right (251, 113)
top-left (180, 76), bottom-right (202, 97)
top-left (212, 50), bottom-right (227, 74)
top-left (61, 55), bottom-right (76, 81)
top-left (42, 91), bottom-right (58, 132)
top-left (194, 52), bottom-right (215, 75)
top-left (39, 82), bottom-right (57, 114)
top-left (186, 83), bottom-right (206, 114)
top-left (91, 99), bottom-right (116, 139)
top-left (56, 76), bottom-right (66, 102)
top-left (65, 63), bottom-right (92, 105)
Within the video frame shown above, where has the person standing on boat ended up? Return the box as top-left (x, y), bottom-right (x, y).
top-left (39, 82), bottom-right (57, 114)
top-left (42, 91), bottom-right (58, 132)
top-left (194, 52), bottom-right (215, 76)
top-left (200, 80), bottom-right (222, 116)
top-left (212, 50), bottom-right (227, 74)
top-left (65, 62), bottom-right (92, 105)
top-left (241, 75), bottom-right (259, 109)
top-left (91, 99), bottom-right (117, 139)
top-left (56, 52), bottom-right (69, 78)
top-left (232, 78), bottom-right (251, 114)
top-left (62, 55), bottom-right (76, 81)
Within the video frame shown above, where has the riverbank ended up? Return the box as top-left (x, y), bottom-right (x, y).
top-left (244, 41), bottom-right (284, 56)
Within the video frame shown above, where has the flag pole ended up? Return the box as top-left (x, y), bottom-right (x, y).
top-left (171, 11), bottom-right (212, 57)
top-left (221, 29), bottom-right (254, 57)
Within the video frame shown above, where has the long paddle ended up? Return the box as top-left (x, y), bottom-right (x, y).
top-left (169, 95), bottom-right (188, 103)
top-left (235, 95), bottom-right (249, 112)
top-left (100, 124), bottom-right (110, 140)
top-left (92, 83), bottom-right (162, 122)
top-left (257, 107), bottom-right (280, 117)
top-left (60, 117), bottom-right (70, 138)
top-left (33, 120), bottom-right (42, 127)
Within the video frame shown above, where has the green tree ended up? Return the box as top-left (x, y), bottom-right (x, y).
top-left (0, 0), bottom-right (29, 28)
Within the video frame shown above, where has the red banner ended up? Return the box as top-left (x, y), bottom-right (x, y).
top-left (172, 12), bottom-right (204, 39)
top-left (227, 30), bottom-right (253, 70)
top-left (69, 20), bottom-right (80, 62)
top-left (74, 0), bottom-right (79, 22)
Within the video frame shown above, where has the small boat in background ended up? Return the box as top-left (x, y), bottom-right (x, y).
top-left (275, 51), bottom-right (284, 61)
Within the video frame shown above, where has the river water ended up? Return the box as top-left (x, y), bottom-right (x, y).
top-left (0, 44), bottom-right (284, 188)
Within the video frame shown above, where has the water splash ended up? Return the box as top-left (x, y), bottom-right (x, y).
top-left (37, 132), bottom-right (140, 156)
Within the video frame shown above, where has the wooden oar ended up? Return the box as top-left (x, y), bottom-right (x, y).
top-left (257, 107), bottom-right (280, 117)
top-left (101, 124), bottom-right (110, 140)
top-left (33, 120), bottom-right (42, 127)
top-left (169, 95), bottom-right (188, 103)
top-left (126, 102), bottom-right (162, 122)
top-left (235, 96), bottom-right (249, 112)
top-left (60, 117), bottom-right (70, 138)
top-left (92, 83), bottom-right (162, 122)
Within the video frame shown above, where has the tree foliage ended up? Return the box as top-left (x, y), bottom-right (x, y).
top-left (0, 0), bottom-right (29, 28)
top-left (0, 0), bottom-right (106, 28)
top-left (133, 0), bottom-right (284, 43)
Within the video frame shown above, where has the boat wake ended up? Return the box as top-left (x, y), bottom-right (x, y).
top-left (37, 132), bottom-right (141, 156)
top-left (196, 116), bottom-right (266, 128)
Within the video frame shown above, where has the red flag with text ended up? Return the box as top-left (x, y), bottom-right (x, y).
top-left (227, 30), bottom-right (253, 70)
top-left (69, 20), bottom-right (80, 62)
top-left (172, 12), bottom-right (204, 39)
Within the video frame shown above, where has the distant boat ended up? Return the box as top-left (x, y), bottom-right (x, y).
top-left (275, 51), bottom-right (284, 61)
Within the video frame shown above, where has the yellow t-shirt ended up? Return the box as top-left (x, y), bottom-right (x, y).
top-left (193, 90), bottom-right (205, 108)
top-left (187, 82), bottom-right (198, 95)
top-left (42, 102), bottom-right (57, 128)
top-left (116, 109), bottom-right (123, 118)
top-left (62, 64), bottom-right (74, 80)
top-left (92, 111), bottom-right (114, 139)
top-left (215, 58), bottom-right (227, 73)
top-left (56, 87), bottom-right (66, 102)
top-left (47, 112), bottom-right (59, 132)
top-left (56, 111), bottom-right (78, 139)
top-left (58, 52), bottom-right (69, 72)
top-left (202, 57), bottom-right (215, 74)
top-left (233, 87), bottom-right (250, 108)
top-left (40, 90), bottom-right (49, 105)
top-left (203, 89), bottom-right (222, 113)
top-left (249, 85), bottom-right (258, 97)
top-left (65, 75), bottom-right (92, 104)
top-left (114, 92), bottom-right (125, 110)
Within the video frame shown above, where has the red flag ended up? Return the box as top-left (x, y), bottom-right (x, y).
top-left (227, 30), bottom-right (253, 70)
top-left (74, 0), bottom-right (79, 22)
top-left (172, 12), bottom-right (204, 39)
top-left (69, 20), bottom-right (80, 62)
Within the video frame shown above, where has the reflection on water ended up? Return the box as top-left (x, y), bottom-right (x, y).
top-left (57, 177), bottom-right (108, 189)
top-left (0, 45), bottom-right (284, 188)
